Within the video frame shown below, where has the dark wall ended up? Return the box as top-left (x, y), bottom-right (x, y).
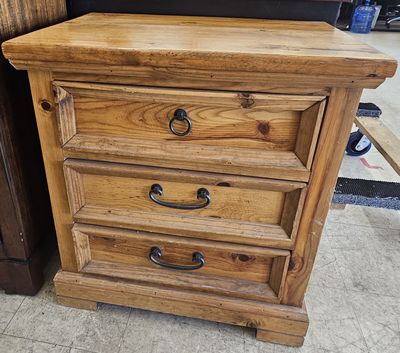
top-left (68, 0), bottom-right (343, 25)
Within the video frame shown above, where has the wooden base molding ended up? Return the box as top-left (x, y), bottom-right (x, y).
top-left (57, 295), bottom-right (98, 311)
top-left (54, 270), bottom-right (309, 345)
top-left (256, 329), bottom-right (305, 346)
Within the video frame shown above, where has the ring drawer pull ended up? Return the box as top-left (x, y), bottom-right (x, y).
top-left (169, 109), bottom-right (192, 136)
top-left (149, 184), bottom-right (211, 210)
top-left (149, 247), bottom-right (205, 270)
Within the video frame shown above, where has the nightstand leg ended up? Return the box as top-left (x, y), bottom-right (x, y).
top-left (57, 295), bottom-right (98, 311)
top-left (256, 329), bottom-right (304, 347)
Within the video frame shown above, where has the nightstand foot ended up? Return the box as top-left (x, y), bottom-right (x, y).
top-left (57, 295), bottom-right (98, 311)
top-left (256, 329), bottom-right (305, 346)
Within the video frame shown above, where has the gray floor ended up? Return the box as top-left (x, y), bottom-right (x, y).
top-left (1, 32), bottom-right (399, 353)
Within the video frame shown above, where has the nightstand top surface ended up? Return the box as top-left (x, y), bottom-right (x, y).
top-left (2, 13), bottom-right (397, 82)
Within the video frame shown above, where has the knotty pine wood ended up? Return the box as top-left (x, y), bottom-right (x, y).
top-left (282, 88), bottom-right (363, 306)
top-left (54, 270), bottom-right (309, 337)
top-left (256, 329), bottom-right (304, 346)
top-left (74, 207), bottom-right (292, 249)
top-left (294, 101), bottom-right (326, 169)
top-left (4, 13), bottom-right (395, 346)
top-left (63, 135), bottom-right (311, 181)
top-left (73, 224), bottom-right (290, 302)
top-left (28, 71), bottom-right (77, 272)
top-left (83, 260), bottom-right (280, 303)
top-left (57, 295), bottom-right (97, 311)
top-left (2, 13), bottom-right (397, 81)
top-left (54, 82), bottom-right (325, 180)
top-left (64, 159), bottom-right (306, 248)
top-left (55, 81), bottom-right (321, 151)
top-left (52, 70), bottom-right (335, 95)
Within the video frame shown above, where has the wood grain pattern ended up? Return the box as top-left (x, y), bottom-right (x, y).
top-left (282, 88), bottom-right (363, 306)
top-left (53, 85), bottom-right (76, 145)
top-left (74, 206), bottom-right (292, 249)
top-left (57, 295), bottom-right (97, 311)
top-left (295, 101), bottom-right (326, 169)
top-left (2, 13), bottom-right (397, 81)
top-left (256, 329), bottom-right (304, 346)
top-left (64, 160), bottom-right (305, 247)
top-left (83, 260), bottom-right (279, 303)
top-left (54, 270), bottom-right (309, 336)
top-left (54, 81), bottom-right (324, 179)
top-left (58, 82), bottom-right (320, 152)
top-left (72, 229), bottom-right (91, 271)
top-left (0, 0), bottom-right (67, 41)
top-left (269, 256), bottom-right (290, 297)
top-left (63, 135), bottom-right (310, 181)
top-left (53, 70), bottom-right (335, 95)
top-left (74, 224), bottom-right (290, 301)
top-left (28, 71), bottom-right (77, 272)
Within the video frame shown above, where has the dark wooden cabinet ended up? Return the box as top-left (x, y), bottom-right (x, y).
top-left (0, 0), bottom-right (67, 295)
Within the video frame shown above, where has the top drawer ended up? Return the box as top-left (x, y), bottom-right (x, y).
top-left (54, 81), bottom-right (326, 181)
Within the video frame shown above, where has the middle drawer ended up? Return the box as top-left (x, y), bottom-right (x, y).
top-left (64, 159), bottom-right (306, 249)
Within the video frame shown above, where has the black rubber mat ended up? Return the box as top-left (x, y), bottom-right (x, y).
top-left (333, 177), bottom-right (400, 210)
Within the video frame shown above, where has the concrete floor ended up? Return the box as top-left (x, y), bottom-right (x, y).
top-left (0, 32), bottom-right (399, 353)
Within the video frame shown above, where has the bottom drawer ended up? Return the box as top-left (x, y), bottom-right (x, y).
top-left (73, 224), bottom-right (290, 303)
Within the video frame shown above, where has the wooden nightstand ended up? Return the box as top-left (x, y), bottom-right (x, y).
top-left (2, 13), bottom-right (396, 345)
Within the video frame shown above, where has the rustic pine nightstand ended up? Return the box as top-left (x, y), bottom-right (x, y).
top-left (2, 13), bottom-right (396, 346)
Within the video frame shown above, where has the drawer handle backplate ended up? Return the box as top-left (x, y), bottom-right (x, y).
top-left (169, 109), bottom-right (192, 136)
top-left (149, 247), bottom-right (205, 271)
top-left (149, 184), bottom-right (211, 210)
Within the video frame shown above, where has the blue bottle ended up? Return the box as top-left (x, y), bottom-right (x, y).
top-left (351, 0), bottom-right (376, 33)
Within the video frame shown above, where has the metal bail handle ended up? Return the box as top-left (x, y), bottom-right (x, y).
top-left (149, 247), bottom-right (205, 271)
top-left (149, 184), bottom-right (211, 210)
top-left (169, 109), bottom-right (192, 136)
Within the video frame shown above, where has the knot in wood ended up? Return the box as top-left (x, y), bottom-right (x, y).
top-left (288, 256), bottom-right (304, 272)
top-left (238, 93), bottom-right (255, 108)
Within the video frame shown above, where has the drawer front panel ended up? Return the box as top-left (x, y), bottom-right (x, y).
top-left (64, 159), bottom-right (306, 249)
top-left (73, 224), bottom-right (290, 303)
top-left (55, 82), bottom-right (326, 181)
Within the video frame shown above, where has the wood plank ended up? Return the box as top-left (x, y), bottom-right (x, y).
top-left (256, 329), bottom-right (304, 346)
top-left (54, 270), bottom-right (309, 337)
top-left (3, 14), bottom-right (397, 82)
top-left (56, 81), bottom-right (324, 108)
top-left (63, 135), bottom-right (311, 181)
top-left (64, 160), bottom-right (304, 247)
top-left (27, 70), bottom-right (77, 272)
top-left (53, 70), bottom-right (334, 95)
top-left (355, 116), bottom-right (400, 175)
top-left (55, 81), bottom-right (322, 152)
top-left (75, 224), bottom-right (290, 302)
top-left (81, 173), bottom-right (285, 225)
top-left (282, 88), bottom-right (363, 306)
top-left (77, 224), bottom-right (287, 284)
top-left (64, 158), bottom-right (306, 192)
top-left (75, 206), bottom-right (293, 249)
top-left (53, 85), bottom-right (76, 145)
top-left (83, 261), bottom-right (280, 303)
top-left (57, 295), bottom-right (97, 311)
top-left (295, 100), bottom-right (326, 169)
top-left (72, 229), bottom-right (91, 271)
top-left (269, 256), bottom-right (290, 297)
top-left (280, 188), bottom-right (307, 241)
